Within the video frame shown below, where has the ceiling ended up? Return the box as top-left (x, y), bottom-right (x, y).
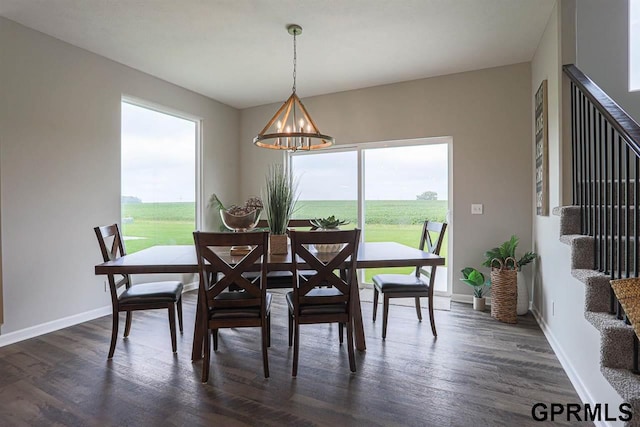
top-left (0, 0), bottom-right (556, 109)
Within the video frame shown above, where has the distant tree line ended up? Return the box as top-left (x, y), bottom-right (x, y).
top-left (122, 196), bottom-right (142, 204)
top-left (416, 191), bottom-right (437, 201)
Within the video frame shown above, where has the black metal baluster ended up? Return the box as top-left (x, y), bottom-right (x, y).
top-left (633, 155), bottom-right (640, 277)
top-left (581, 93), bottom-right (587, 233)
top-left (593, 105), bottom-right (602, 271)
top-left (584, 98), bottom-right (593, 236)
top-left (626, 144), bottom-right (631, 279)
top-left (604, 118), bottom-right (610, 275)
top-left (618, 134), bottom-right (624, 319)
top-left (571, 82), bottom-right (578, 205)
top-left (610, 125), bottom-right (616, 314)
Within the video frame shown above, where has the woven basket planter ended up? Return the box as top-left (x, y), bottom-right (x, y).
top-left (611, 278), bottom-right (640, 340)
top-left (490, 257), bottom-right (518, 324)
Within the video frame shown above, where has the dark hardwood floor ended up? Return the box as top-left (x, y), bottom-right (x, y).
top-left (0, 289), bottom-right (583, 426)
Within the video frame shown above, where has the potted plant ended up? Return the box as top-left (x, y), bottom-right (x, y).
top-left (262, 164), bottom-right (298, 254)
top-left (310, 216), bottom-right (350, 253)
top-left (482, 235), bottom-right (537, 315)
top-left (310, 216), bottom-right (349, 230)
top-left (461, 267), bottom-right (490, 311)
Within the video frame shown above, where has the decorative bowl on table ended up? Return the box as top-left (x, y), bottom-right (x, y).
top-left (220, 208), bottom-right (261, 232)
top-left (218, 196), bottom-right (263, 255)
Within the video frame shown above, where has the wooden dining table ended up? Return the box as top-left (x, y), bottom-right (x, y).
top-left (94, 241), bottom-right (445, 358)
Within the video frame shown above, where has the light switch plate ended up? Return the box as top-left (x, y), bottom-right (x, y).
top-left (471, 204), bottom-right (483, 215)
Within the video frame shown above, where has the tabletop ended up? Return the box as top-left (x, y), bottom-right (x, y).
top-left (94, 241), bottom-right (445, 275)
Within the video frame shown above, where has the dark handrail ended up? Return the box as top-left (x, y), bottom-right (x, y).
top-left (564, 64), bottom-right (640, 157)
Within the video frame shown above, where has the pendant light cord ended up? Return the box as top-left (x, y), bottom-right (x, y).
top-left (292, 30), bottom-right (297, 94)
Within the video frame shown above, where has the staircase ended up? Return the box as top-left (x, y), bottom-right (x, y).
top-left (555, 205), bottom-right (640, 419)
top-left (562, 64), bottom-right (640, 424)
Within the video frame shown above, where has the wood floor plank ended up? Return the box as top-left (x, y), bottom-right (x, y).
top-left (0, 289), bottom-right (585, 426)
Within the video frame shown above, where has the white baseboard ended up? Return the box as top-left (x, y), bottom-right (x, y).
top-left (0, 305), bottom-right (111, 348)
top-left (452, 295), bottom-right (537, 312)
top-left (0, 282), bottom-right (199, 348)
top-left (451, 293), bottom-right (492, 306)
top-left (530, 305), bottom-right (611, 427)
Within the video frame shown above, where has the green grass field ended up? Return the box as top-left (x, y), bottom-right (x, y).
top-left (122, 200), bottom-right (448, 282)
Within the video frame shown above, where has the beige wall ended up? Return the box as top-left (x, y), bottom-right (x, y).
top-left (576, 0), bottom-right (640, 123)
top-left (0, 17), bottom-right (239, 334)
top-left (531, 1), bottom-right (623, 410)
top-left (239, 63), bottom-right (533, 297)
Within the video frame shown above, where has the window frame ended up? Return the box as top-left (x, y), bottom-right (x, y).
top-left (287, 136), bottom-right (453, 296)
top-left (630, 0), bottom-right (640, 92)
top-left (120, 95), bottom-right (204, 239)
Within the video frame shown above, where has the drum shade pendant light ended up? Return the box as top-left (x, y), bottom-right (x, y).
top-left (253, 24), bottom-right (334, 151)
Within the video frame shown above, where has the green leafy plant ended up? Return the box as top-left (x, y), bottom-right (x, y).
top-left (262, 164), bottom-right (299, 235)
top-left (207, 193), bottom-right (226, 210)
top-left (481, 235), bottom-right (537, 271)
top-left (311, 215), bottom-right (349, 229)
top-left (460, 267), bottom-right (490, 298)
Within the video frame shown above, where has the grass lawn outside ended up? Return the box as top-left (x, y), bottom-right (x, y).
top-left (121, 200), bottom-right (448, 282)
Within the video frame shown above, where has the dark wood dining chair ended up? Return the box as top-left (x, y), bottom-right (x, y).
top-left (250, 218), bottom-right (318, 289)
top-left (287, 228), bottom-right (361, 376)
top-left (193, 230), bottom-right (271, 382)
top-left (94, 224), bottom-right (183, 358)
top-left (372, 220), bottom-right (447, 339)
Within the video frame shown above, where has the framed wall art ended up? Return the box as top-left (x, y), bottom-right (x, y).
top-left (535, 79), bottom-right (548, 216)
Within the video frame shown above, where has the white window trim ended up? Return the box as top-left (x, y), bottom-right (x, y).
top-left (630, 0), bottom-right (640, 92)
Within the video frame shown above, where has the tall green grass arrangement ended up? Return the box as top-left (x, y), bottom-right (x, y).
top-left (263, 164), bottom-right (299, 235)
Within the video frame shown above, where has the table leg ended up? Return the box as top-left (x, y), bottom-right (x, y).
top-left (346, 267), bottom-right (366, 351)
top-left (352, 286), bottom-right (366, 351)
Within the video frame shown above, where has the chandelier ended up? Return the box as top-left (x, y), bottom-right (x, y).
top-left (253, 24), bottom-right (334, 151)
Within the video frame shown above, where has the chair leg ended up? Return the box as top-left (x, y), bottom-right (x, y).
top-left (124, 311), bottom-right (132, 337)
top-left (177, 297), bottom-right (184, 334)
top-left (288, 311), bottom-right (293, 347)
top-left (212, 329), bottom-right (219, 351)
top-left (382, 295), bottom-right (390, 340)
top-left (261, 319), bottom-right (270, 378)
top-left (415, 297), bottom-right (422, 321)
top-left (108, 311), bottom-right (119, 359)
top-left (267, 313), bottom-right (271, 348)
top-left (168, 303), bottom-right (177, 353)
top-left (202, 326), bottom-right (210, 383)
top-left (428, 295), bottom-right (437, 337)
top-left (292, 320), bottom-right (300, 377)
top-left (346, 317), bottom-right (356, 373)
top-left (372, 288), bottom-right (379, 321)
top-left (339, 322), bottom-right (344, 344)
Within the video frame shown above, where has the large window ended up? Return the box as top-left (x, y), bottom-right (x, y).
top-left (631, 0), bottom-right (640, 91)
top-left (121, 100), bottom-right (199, 253)
top-left (292, 149), bottom-right (358, 227)
top-left (290, 138), bottom-right (450, 294)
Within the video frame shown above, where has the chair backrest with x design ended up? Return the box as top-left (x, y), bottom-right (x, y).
top-left (416, 220), bottom-right (448, 280)
top-left (193, 231), bottom-right (269, 311)
top-left (94, 224), bottom-right (131, 300)
top-left (289, 229), bottom-right (361, 307)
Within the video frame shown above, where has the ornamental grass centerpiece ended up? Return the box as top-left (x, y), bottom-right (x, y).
top-left (263, 164), bottom-right (298, 254)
